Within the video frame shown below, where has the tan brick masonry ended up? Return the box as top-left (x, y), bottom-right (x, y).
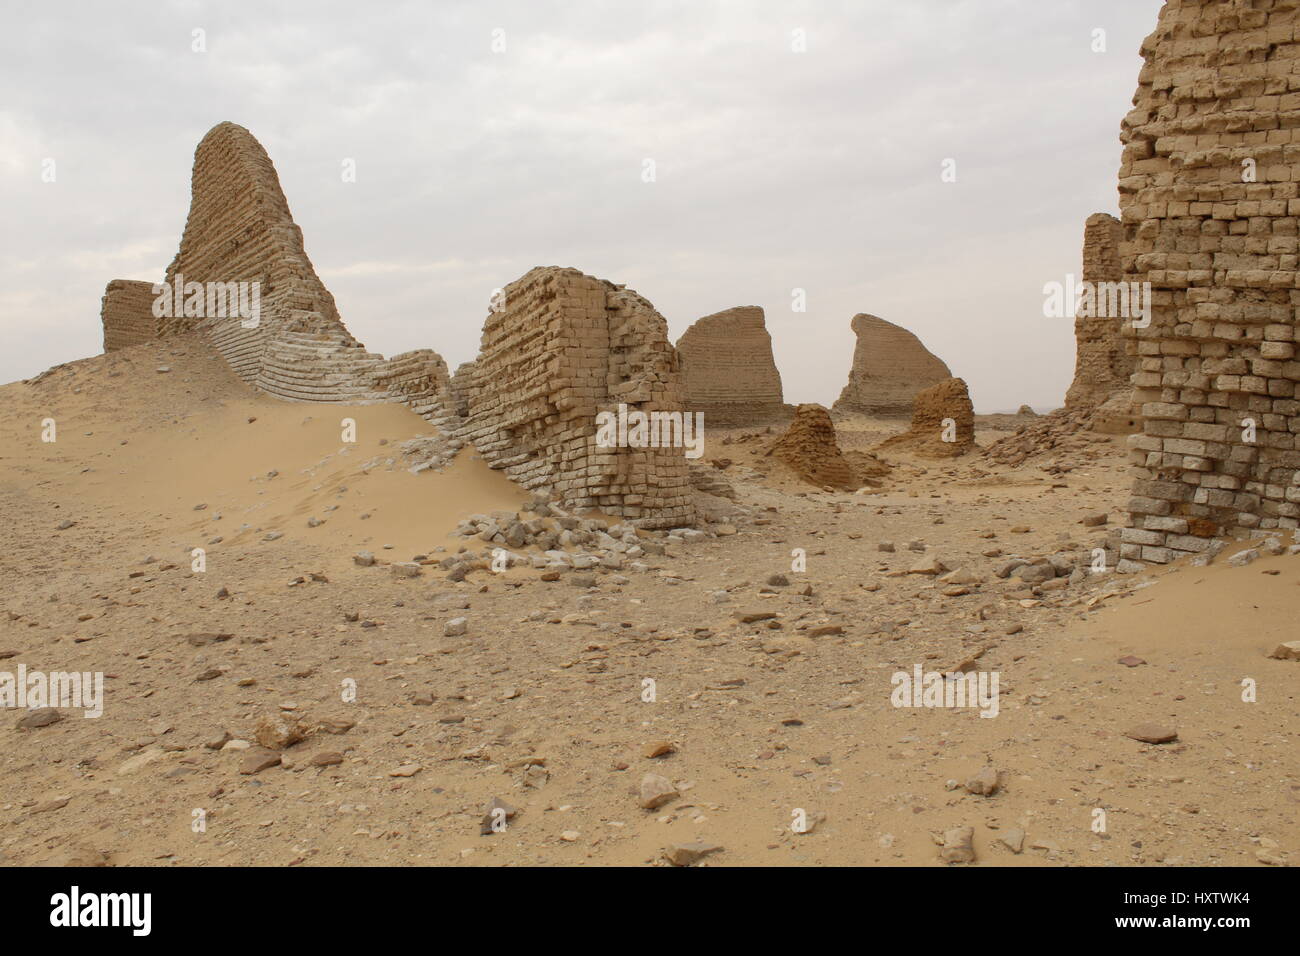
top-left (1119, 0), bottom-right (1300, 565)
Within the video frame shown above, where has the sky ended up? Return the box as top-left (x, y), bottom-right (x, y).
top-left (0, 0), bottom-right (1167, 413)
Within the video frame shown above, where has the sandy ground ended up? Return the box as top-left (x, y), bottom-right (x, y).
top-left (0, 336), bottom-right (1295, 867)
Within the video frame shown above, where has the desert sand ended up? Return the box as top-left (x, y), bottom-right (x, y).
top-left (0, 335), bottom-right (1294, 868)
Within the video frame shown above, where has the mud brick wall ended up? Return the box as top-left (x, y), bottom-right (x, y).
top-left (1066, 213), bottom-right (1138, 410)
top-left (457, 266), bottom-right (695, 528)
top-left (767, 403), bottom-right (857, 489)
top-left (371, 349), bottom-right (462, 439)
top-left (159, 122), bottom-right (385, 403)
top-left (877, 377), bottom-right (975, 459)
top-left (100, 279), bottom-right (160, 351)
top-left (1120, 0), bottom-right (1300, 566)
top-left (675, 306), bottom-right (787, 424)
top-left (832, 313), bottom-right (953, 417)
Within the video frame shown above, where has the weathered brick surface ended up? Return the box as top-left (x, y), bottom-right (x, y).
top-left (1120, 0), bottom-right (1300, 557)
top-left (833, 314), bottom-right (952, 417)
top-left (100, 279), bottom-right (159, 351)
top-left (159, 122), bottom-right (388, 403)
top-left (675, 306), bottom-right (787, 425)
top-left (876, 377), bottom-right (975, 459)
top-left (96, 123), bottom-right (700, 528)
top-left (455, 266), bottom-right (695, 528)
top-left (1066, 213), bottom-right (1140, 427)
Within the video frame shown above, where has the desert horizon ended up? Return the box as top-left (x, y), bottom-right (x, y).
top-left (0, 0), bottom-right (1291, 937)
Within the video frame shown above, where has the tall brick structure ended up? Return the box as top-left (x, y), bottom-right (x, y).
top-left (675, 306), bottom-right (787, 424)
top-left (1066, 214), bottom-right (1138, 410)
top-left (100, 279), bottom-right (160, 352)
top-left (1120, 0), bottom-right (1300, 566)
top-left (96, 123), bottom-right (699, 528)
top-left (832, 314), bottom-right (953, 417)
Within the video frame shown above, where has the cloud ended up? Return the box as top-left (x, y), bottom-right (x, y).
top-left (0, 0), bottom-right (1165, 411)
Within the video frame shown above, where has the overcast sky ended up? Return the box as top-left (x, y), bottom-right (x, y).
top-left (1, 0), bottom-right (1165, 412)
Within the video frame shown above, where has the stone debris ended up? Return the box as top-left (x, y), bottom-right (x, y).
top-left (254, 712), bottom-right (311, 751)
top-left (964, 766), bottom-right (1001, 796)
top-left (1267, 641), bottom-right (1300, 661)
top-left (938, 826), bottom-right (976, 864)
top-left (638, 773), bottom-right (678, 810)
top-left (664, 841), bottom-right (723, 867)
top-left (996, 828), bottom-right (1025, 854)
top-left (1124, 724), bottom-right (1178, 745)
top-left (15, 709), bottom-right (63, 730)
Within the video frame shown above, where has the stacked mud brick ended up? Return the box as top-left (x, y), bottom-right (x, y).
top-left (877, 377), bottom-right (975, 459)
top-left (100, 279), bottom-right (159, 351)
top-left (1066, 214), bottom-right (1143, 430)
top-left (370, 349), bottom-right (464, 445)
top-left (97, 122), bottom-right (702, 527)
top-left (767, 403), bottom-right (857, 489)
top-left (455, 267), bottom-right (695, 528)
top-left (1119, 0), bottom-right (1300, 565)
top-left (832, 314), bottom-right (952, 417)
top-left (168, 123), bottom-right (391, 402)
top-left (675, 306), bottom-right (788, 424)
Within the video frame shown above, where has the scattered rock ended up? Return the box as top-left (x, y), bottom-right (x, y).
top-left (964, 766), bottom-right (1000, 796)
top-left (664, 841), bottom-right (723, 866)
top-left (939, 826), bottom-right (976, 864)
top-left (1124, 723), bottom-right (1178, 744)
top-left (638, 773), bottom-right (678, 810)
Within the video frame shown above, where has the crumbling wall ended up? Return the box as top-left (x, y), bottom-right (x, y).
top-left (95, 123), bottom-right (703, 528)
top-left (877, 377), bottom-right (975, 459)
top-left (1066, 213), bottom-right (1138, 412)
top-left (100, 279), bottom-right (160, 352)
top-left (832, 314), bottom-right (952, 417)
top-left (675, 306), bottom-right (787, 424)
top-left (159, 122), bottom-right (386, 402)
top-left (371, 349), bottom-right (463, 439)
top-left (457, 266), bottom-right (695, 528)
top-left (1120, 0), bottom-right (1300, 565)
top-left (766, 403), bottom-right (857, 489)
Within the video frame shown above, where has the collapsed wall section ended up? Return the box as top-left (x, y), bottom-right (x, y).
top-left (877, 377), bottom-right (976, 459)
top-left (675, 306), bottom-right (787, 424)
top-left (100, 279), bottom-right (160, 352)
top-left (457, 266), bottom-right (695, 528)
top-left (1120, 0), bottom-right (1300, 565)
top-left (766, 403), bottom-right (857, 490)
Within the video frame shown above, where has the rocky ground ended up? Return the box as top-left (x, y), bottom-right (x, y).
top-left (0, 335), bottom-right (1295, 867)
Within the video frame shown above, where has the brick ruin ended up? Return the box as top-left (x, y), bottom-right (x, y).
top-left (766, 404), bottom-right (858, 490)
top-left (1120, 0), bottom-right (1300, 566)
top-left (100, 279), bottom-right (160, 352)
top-left (455, 267), bottom-right (694, 528)
top-left (832, 313), bottom-right (953, 417)
top-left (877, 377), bottom-right (976, 459)
top-left (675, 306), bottom-right (788, 424)
top-left (983, 211), bottom-right (1145, 467)
top-left (1065, 213), bottom-right (1142, 430)
top-left (95, 123), bottom-right (697, 528)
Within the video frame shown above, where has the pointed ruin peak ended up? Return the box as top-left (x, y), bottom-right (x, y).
top-left (833, 314), bottom-right (952, 418)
